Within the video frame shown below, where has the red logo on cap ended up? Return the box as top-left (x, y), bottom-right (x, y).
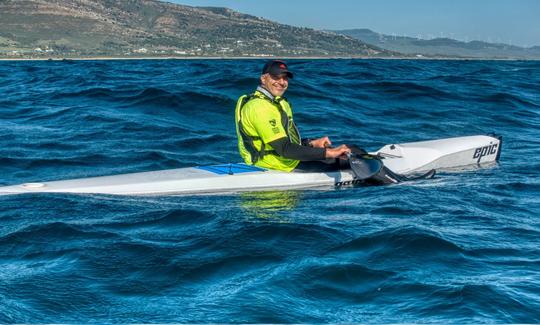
top-left (279, 64), bottom-right (286, 69)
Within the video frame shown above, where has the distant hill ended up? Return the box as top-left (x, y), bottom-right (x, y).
top-left (334, 29), bottom-right (540, 59)
top-left (0, 0), bottom-right (391, 58)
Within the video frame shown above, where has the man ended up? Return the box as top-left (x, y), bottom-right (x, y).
top-left (235, 60), bottom-right (351, 172)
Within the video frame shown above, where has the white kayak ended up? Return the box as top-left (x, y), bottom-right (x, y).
top-left (0, 134), bottom-right (501, 196)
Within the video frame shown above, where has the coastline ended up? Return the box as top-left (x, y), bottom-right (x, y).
top-left (0, 56), bottom-right (537, 61)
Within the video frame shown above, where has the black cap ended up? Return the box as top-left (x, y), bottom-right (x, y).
top-left (262, 60), bottom-right (293, 79)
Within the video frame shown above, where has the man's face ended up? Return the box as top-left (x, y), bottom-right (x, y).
top-left (260, 73), bottom-right (289, 97)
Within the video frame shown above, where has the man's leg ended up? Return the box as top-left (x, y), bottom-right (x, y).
top-left (294, 144), bottom-right (367, 172)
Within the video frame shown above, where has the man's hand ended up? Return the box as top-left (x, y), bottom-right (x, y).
top-left (325, 144), bottom-right (351, 159)
top-left (310, 136), bottom-right (332, 148)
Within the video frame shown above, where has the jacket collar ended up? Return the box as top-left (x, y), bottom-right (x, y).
top-left (256, 86), bottom-right (276, 101)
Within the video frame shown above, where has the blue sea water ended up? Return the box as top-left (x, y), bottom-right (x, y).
top-left (0, 58), bottom-right (539, 323)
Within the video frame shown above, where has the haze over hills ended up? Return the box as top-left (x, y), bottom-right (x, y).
top-left (0, 0), bottom-right (388, 58)
top-left (334, 29), bottom-right (540, 59)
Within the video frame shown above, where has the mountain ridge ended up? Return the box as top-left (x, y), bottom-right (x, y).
top-left (334, 28), bottom-right (540, 59)
top-left (0, 0), bottom-right (391, 58)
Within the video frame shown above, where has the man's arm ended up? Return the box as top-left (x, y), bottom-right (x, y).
top-left (269, 137), bottom-right (326, 161)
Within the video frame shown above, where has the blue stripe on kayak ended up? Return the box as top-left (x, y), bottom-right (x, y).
top-left (196, 163), bottom-right (266, 175)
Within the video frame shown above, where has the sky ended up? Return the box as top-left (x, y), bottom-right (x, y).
top-left (168, 0), bottom-right (540, 47)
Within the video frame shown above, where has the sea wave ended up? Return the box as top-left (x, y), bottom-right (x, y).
top-left (0, 59), bottom-right (539, 322)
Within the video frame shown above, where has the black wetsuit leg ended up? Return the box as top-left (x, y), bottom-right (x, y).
top-left (295, 159), bottom-right (343, 172)
top-left (294, 144), bottom-right (366, 172)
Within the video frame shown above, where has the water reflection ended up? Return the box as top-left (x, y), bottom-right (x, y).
top-left (239, 190), bottom-right (302, 221)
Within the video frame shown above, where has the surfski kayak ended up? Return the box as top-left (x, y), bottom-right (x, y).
top-left (0, 134), bottom-right (501, 196)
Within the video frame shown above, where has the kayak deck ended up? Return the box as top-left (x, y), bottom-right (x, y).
top-left (376, 134), bottom-right (501, 173)
top-left (0, 164), bottom-right (356, 195)
top-left (0, 134), bottom-right (502, 196)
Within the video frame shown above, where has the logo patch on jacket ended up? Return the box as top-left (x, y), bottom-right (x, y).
top-left (269, 119), bottom-right (277, 127)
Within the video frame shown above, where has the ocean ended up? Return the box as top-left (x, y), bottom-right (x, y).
top-left (0, 58), bottom-right (539, 323)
